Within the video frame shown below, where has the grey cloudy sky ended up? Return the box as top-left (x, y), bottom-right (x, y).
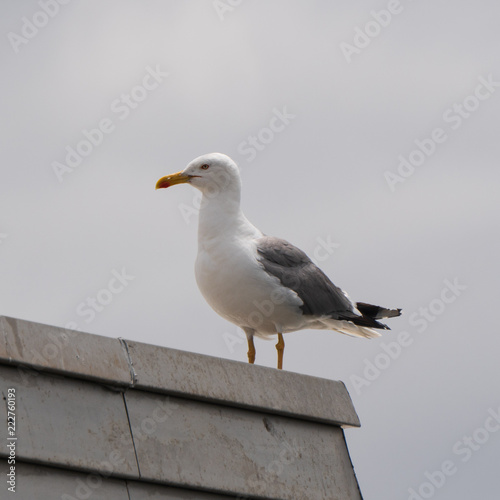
top-left (1, 1), bottom-right (499, 499)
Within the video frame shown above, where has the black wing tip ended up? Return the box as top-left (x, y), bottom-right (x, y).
top-left (344, 314), bottom-right (390, 330)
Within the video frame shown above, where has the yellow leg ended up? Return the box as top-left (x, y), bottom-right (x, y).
top-left (247, 335), bottom-right (256, 364)
top-left (276, 333), bottom-right (284, 370)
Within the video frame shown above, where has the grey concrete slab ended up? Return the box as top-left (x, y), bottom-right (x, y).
top-left (125, 390), bottom-right (362, 500)
top-left (0, 461), bottom-right (130, 500)
top-left (128, 481), bottom-right (238, 499)
top-left (0, 316), bottom-right (132, 386)
top-left (0, 364), bottom-right (139, 477)
top-left (125, 339), bottom-right (360, 427)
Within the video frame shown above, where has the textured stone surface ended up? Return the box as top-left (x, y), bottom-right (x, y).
top-left (0, 316), bottom-right (132, 385)
top-left (0, 315), bottom-right (359, 427)
top-left (0, 364), bottom-right (138, 476)
top-left (125, 340), bottom-right (360, 427)
top-left (127, 481), bottom-right (236, 499)
top-left (0, 317), bottom-right (363, 498)
top-left (0, 461), bottom-right (244, 499)
top-left (126, 390), bottom-right (362, 500)
top-left (0, 462), bottom-right (130, 500)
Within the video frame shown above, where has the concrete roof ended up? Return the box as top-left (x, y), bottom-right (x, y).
top-left (0, 316), bottom-right (363, 499)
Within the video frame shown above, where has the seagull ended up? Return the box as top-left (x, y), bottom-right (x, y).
top-left (156, 153), bottom-right (401, 369)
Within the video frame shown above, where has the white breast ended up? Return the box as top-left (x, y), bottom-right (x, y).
top-left (195, 236), bottom-right (304, 336)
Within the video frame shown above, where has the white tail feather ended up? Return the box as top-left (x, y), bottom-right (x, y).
top-left (321, 319), bottom-right (382, 339)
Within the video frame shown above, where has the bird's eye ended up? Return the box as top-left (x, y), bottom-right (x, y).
top-left (200, 164), bottom-right (210, 170)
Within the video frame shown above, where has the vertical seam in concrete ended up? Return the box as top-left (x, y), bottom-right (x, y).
top-left (124, 480), bottom-right (132, 500)
top-left (119, 338), bottom-right (137, 387)
top-left (122, 392), bottom-right (142, 479)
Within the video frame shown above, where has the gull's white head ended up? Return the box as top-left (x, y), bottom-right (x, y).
top-left (156, 153), bottom-right (241, 197)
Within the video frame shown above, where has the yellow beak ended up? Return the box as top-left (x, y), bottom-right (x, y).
top-left (155, 171), bottom-right (191, 189)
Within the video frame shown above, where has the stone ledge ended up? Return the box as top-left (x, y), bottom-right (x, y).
top-left (125, 339), bottom-right (360, 427)
top-left (0, 316), bottom-right (132, 386)
top-left (0, 316), bottom-right (360, 428)
top-left (1, 462), bottom-right (239, 499)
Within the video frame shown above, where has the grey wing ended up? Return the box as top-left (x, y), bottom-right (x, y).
top-left (256, 236), bottom-right (360, 321)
